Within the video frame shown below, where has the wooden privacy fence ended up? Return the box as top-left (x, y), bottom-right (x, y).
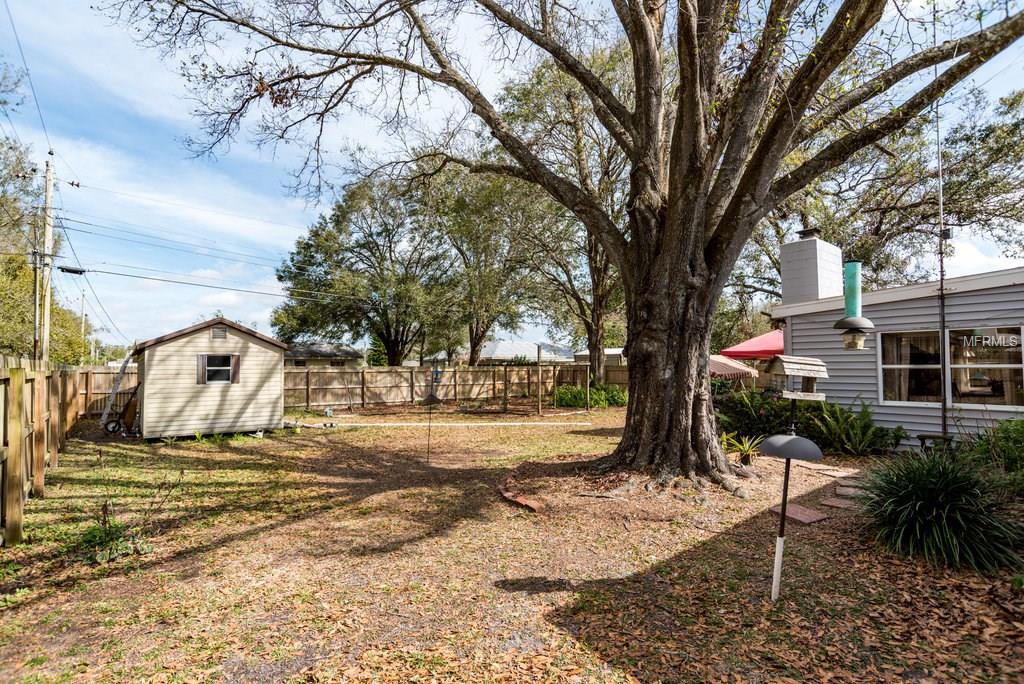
top-left (75, 366), bottom-right (139, 417)
top-left (285, 364), bottom-right (601, 410)
top-left (1, 356), bottom-right (88, 546)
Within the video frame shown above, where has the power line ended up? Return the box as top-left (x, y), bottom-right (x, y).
top-left (85, 268), bottom-right (335, 304)
top-left (67, 180), bottom-right (312, 233)
top-left (2, 0), bottom-right (51, 152)
top-left (59, 226), bottom-right (131, 344)
top-left (59, 215), bottom-right (285, 264)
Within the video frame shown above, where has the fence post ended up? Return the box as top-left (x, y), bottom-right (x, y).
top-left (305, 368), bottom-right (311, 411)
top-left (360, 369), bottom-right (366, 408)
top-left (32, 372), bottom-right (45, 497)
top-left (48, 372), bottom-right (59, 468)
top-left (4, 368), bottom-right (26, 545)
top-left (586, 365), bottom-right (591, 411)
top-left (502, 365), bottom-right (509, 412)
top-left (84, 370), bottom-right (93, 417)
top-left (410, 368), bottom-right (416, 404)
top-left (537, 348), bottom-right (543, 416)
top-left (453, 367), bottom-right (458, 403)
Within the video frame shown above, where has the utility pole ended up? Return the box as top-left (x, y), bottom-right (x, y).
top-left (32, 249), bottom-right (39, 359)
top-left (40, 160), bottom-right (55, 363)
top-left (80, 291), bottom-right (87, 364)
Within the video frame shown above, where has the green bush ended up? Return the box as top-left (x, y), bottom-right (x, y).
top-left (964, 419), bottom-right (1024, 494)
top-left (552, 384), bottom-right (628, 408)
top-left (72, 520), bottom-right (153, 564)
top-left (715, 391), bottom-right (904, 455)
top-left (859, 452), bottom-right (1023, 572)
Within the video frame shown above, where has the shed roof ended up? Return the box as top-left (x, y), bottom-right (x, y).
top-left (479, 340), bottom-right (575, 362)
top-left (133, 317), bottom-right (288, 354)
top-left (286, 342), bottom-right (362, 359)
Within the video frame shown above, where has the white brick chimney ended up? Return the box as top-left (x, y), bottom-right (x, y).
top-left (779, 228), bottom-right (844, 304)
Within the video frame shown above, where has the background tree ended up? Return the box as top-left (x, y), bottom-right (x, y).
top-left (418, 170), bottom-right (533, 365)
top-left (112, 0), bottom-right (1024, 488)
top-left (733, 88), bottom-right (1024, 298)
top-left (273, 179), bottom-right (453, 366)
top-left (1, 64), bottom-right (92, 364)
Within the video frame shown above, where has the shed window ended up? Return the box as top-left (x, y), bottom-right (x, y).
top-left (212, 325), bottom-right (228, 339)
top-left (198, 354), bottom-right (239, 384)
top-left (880, 331), bottom-right (941, 403)
top-left (330, 360), bottom-right (345, 367)
top-left (286, 359), bottom-right (307, 367)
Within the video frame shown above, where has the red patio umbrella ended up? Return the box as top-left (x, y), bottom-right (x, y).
top-left (720, 329), bottom-right (784, 360)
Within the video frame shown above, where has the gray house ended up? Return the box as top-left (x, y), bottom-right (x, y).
top-left (770, 232), bottom-right (1024, 439)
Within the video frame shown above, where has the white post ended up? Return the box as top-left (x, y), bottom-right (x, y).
top-left (771, 536), bottom-right (785, 602)
top-left (80, 292), bottom-right (87, 364)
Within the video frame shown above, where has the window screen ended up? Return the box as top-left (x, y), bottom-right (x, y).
top-left (206, 355), bottom-right (233, 383)
top-left (212, 325), bottom-right (228, 339)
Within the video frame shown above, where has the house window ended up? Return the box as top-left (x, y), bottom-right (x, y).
top-left (201, 354), bottom-right (236, 384)
top-left (949, 327), bottom-right (1023, 407)
top-left (212, 325), bottom-right (227, 339)
top-left (880, 328), bottom-right (1024, 407)
top-left (330, 360), bottom-right (346, 367)
top-left (286, 359), bottom-right (307, 367)
top-left (880, 331), bottom-right (942, 403)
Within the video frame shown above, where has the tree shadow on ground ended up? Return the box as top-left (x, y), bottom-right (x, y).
top-left (11, 424), bottom-right (607, 610)
top-left (494, 479), bottom-right (1021, 682)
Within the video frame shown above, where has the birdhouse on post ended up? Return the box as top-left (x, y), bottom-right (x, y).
top-left (759, 354), bottom-right (828, 602)
top-left (764, 355), bottom-right (828, 403)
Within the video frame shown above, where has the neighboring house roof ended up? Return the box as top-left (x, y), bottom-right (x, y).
top-left (479, 340), bottom-right (575, 362)
top-left (133, 317), bottom-right (288, 354)
top-left (769, 265), bottom-right (1024, 318)
top-left (709, 354), bottom-right (758, 380)
top-left (285, 342), bottom-right (362, 359)
top-left (720, 329), bottom-right (785, 360)
top-left (574, 347), bottom-right (625, 356)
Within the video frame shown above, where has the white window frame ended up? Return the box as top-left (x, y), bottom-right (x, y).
top-left (877, 325), bottom-right (1024, 411)
top-left (205, 354), bottom-right (233, 384)
top-left (877, 329), bottom-right (943, 408)
top-left (946, 325), bottom-right (1024, 413)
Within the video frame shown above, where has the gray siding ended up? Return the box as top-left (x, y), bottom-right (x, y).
top-left (787, 282), bottom-right (1024, 441)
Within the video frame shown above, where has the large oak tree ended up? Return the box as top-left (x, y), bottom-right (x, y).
top-left (110, 0), bottom-right (1024, 489)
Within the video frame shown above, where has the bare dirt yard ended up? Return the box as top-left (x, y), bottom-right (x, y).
top-left (1, 407), bottom-right (1021, 682)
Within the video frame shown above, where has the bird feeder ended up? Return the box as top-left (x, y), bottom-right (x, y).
top-left (760, 355), bottom-right (828, 602)
top-left (833, 261), bottom-right (874, 350)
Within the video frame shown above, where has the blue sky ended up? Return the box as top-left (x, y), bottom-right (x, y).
top-left (2, 1), bottom-right (1022, 348)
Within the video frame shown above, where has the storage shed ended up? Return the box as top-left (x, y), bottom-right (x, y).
top-left (131, 317), bottom-right (287, 438)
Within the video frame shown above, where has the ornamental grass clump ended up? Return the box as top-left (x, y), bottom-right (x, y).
top-left (860, 452), bottom-right (1023, 572)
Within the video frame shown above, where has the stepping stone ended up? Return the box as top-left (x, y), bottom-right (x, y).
top-left (769, 503), bottom-right (828, 524)
top-left (821, 497), bottom-right (860, 510)
top-left (835, 486), bottom-right (863, 497)
top-left (837, 477), bottom-right (864, 487)
top-left (819, 468), bottom-right (859, 478)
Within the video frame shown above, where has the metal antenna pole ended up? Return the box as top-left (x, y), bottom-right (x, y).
top-left (933, 6), bottom-right (949, 437)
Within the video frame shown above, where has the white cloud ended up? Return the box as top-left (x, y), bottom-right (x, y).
top-left (946, 238), bottom-right (1024, 278)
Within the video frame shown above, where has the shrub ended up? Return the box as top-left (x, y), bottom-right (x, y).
top-left (715, 391), bottom-right (904, 455)
top-left (72, 517), bottom-right (153, 564)
top-left (720, 432), bottom-right (765, 465)
top-left (964, 418), bottom-right (1024, 494)
top-left (552, 384), bottom-right (628, 408)
top-left (859, 452), bottom-right (1023, 572)
top-left (811, 401), bottom-right (907, 456)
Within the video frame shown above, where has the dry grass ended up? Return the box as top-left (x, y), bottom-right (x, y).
top-left (0, 407), bottom-right (1020, 682)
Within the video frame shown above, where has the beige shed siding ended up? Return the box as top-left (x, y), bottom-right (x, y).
top-left (140, 327), bottom-right (283, 438)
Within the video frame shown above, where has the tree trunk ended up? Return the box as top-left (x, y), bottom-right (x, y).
top-left (610, 273), bottom-right (741, 491)
top-left (587, 331), bottom-right (606, 385)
